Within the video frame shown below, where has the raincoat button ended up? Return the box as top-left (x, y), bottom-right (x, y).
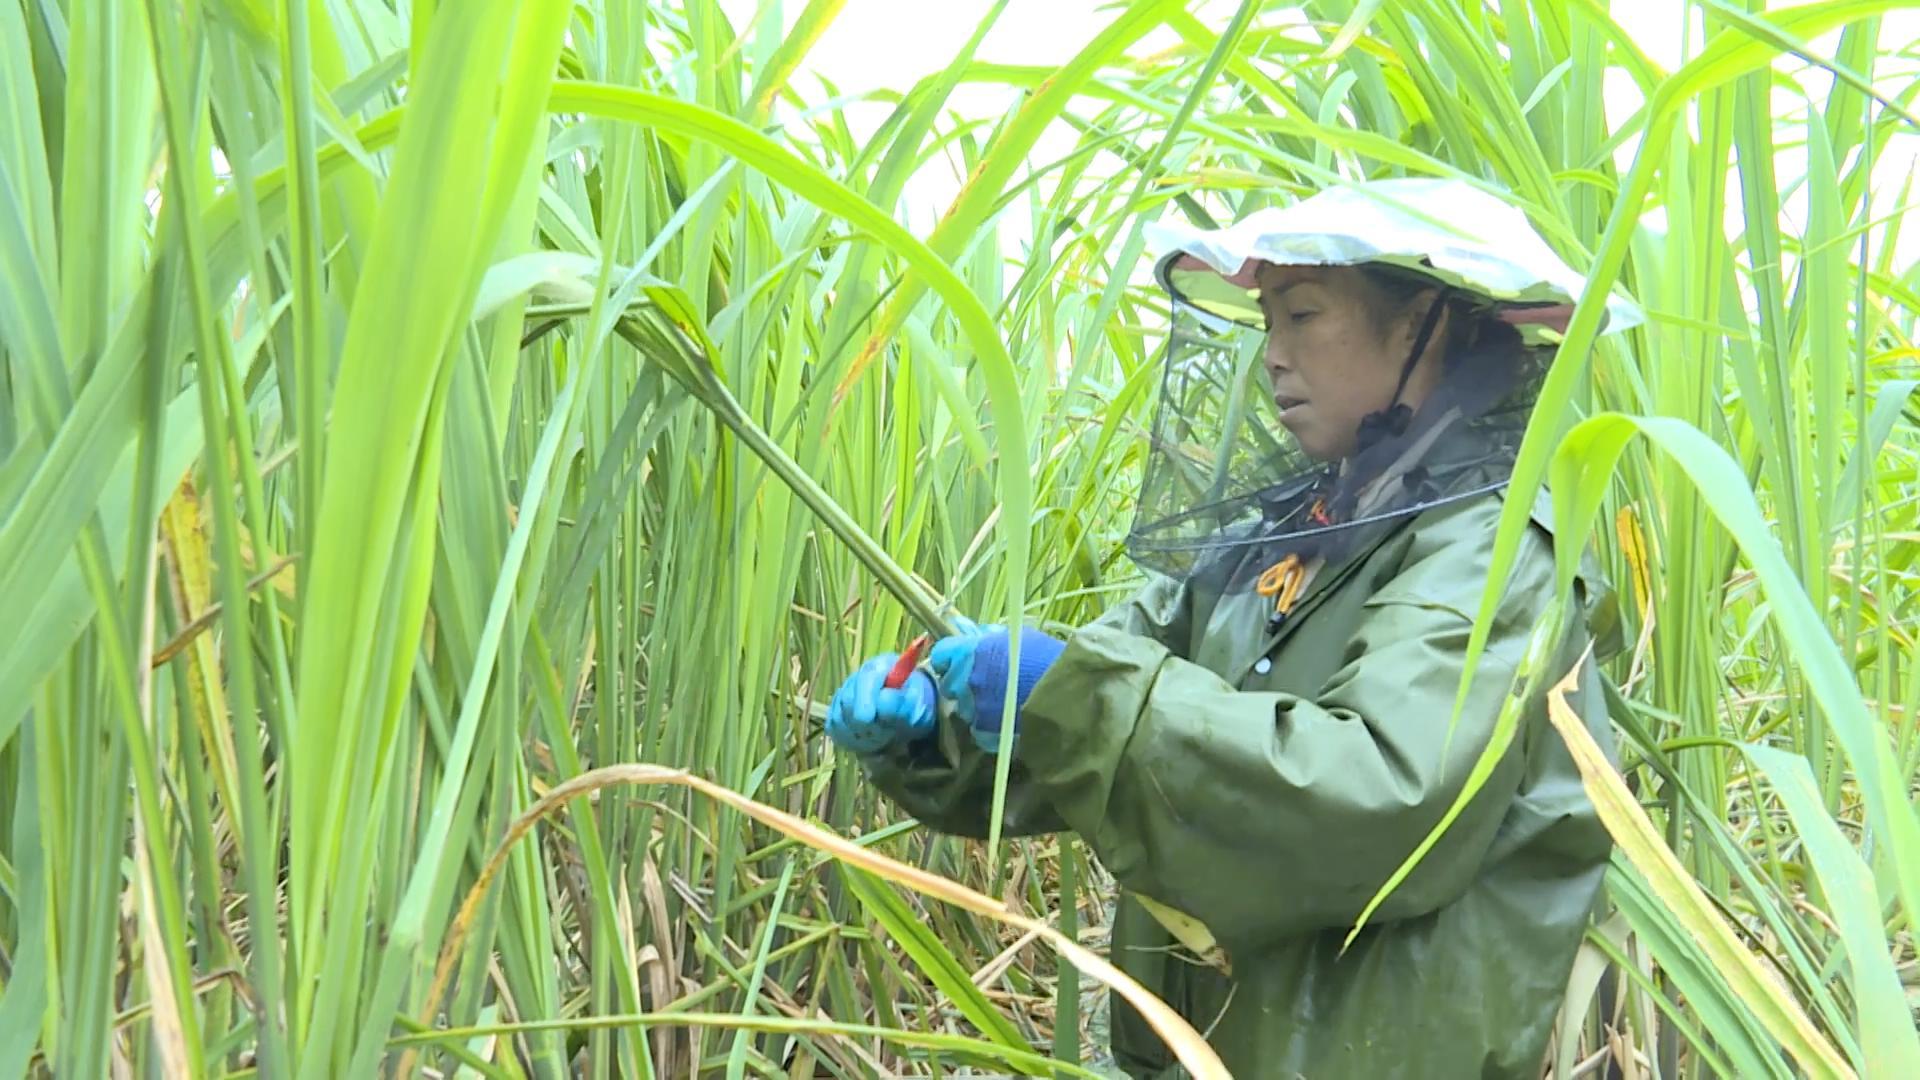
top-left (1253, 657), bottom-right (1272, 675)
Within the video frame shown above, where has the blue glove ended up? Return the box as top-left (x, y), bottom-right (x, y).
top-left (928, 625), bottom-right (1067, 752)
top-left (825, 653), bottom-right (937, 754)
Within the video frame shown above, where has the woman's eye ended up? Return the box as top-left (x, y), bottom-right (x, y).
top-left (1289, 310), bottom-right (1316, 324)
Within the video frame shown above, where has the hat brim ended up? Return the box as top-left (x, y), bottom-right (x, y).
top-left (1156, 251), bottom-right (1589, 343)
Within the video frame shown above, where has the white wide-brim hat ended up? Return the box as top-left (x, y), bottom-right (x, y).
top-left (1145, 177), bottom-right (1643, 344)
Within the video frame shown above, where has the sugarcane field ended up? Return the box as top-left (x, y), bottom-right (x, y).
top-left (4, 0), bottom-right (1920, 1076)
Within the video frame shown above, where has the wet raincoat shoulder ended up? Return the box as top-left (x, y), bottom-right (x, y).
top-left (862, 488), bottom-right (1619, 1079)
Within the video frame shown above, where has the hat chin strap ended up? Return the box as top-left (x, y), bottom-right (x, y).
top-left (1356, 287), bottom-right (1451, 450)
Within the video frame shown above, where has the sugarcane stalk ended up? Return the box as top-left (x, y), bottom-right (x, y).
top-left (611, 315), bottom-right (958, 639)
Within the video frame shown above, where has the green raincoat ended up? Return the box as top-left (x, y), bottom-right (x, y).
top-left (864, 486), bottom-right (1618, 1078)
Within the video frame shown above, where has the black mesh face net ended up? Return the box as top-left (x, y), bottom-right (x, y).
top-left (1122, 265), bottom-right (1546, 594)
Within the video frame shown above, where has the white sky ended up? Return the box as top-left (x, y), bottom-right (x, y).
top-left (714, 1), bottom-right (1920, 271)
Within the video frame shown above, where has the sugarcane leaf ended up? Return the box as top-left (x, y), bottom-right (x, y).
top-left (1744, 745), bottom-right (1920, 1076)
top-left (1547, 667), bottom-right (1845, 1079)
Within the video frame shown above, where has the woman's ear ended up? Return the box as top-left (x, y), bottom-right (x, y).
top-left (1401, 288), bottom-right (1449, 356)
top-left (1395, 291), bottom-right (1457, 413)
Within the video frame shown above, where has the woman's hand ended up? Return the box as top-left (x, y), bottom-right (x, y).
top-left (824, 654), bottom-right (937, 754)
top-left (929, 625), bottom-right (1067, 751)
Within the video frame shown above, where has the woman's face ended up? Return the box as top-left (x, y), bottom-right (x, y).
top-left (1254, 263), bottom-right (1447, 461)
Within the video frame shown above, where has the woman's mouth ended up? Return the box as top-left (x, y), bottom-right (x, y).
top-left (1274, 395), bottom-right (1308, 416)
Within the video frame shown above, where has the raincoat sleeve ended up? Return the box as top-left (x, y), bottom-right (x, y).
top-left (857, 575), bottom-right (1194, 839)
top-left (1014, 507), bottom-right (1569, 950)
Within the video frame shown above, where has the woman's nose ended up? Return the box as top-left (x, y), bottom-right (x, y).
top-left (1263, 334), bottom-right (1289, 373)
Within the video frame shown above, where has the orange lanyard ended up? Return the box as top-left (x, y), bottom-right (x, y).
top-left (1257, 497), bottom-right (1332, 629)
top-left (1256, 553), bottom-right (1308, 623)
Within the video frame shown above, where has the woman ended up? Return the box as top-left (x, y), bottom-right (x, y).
top-left (825, 178), bottom-right (1638, 1078)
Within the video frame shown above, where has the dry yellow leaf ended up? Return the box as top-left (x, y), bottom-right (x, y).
top-left (410, 764), bottom-right (1232, 1080)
